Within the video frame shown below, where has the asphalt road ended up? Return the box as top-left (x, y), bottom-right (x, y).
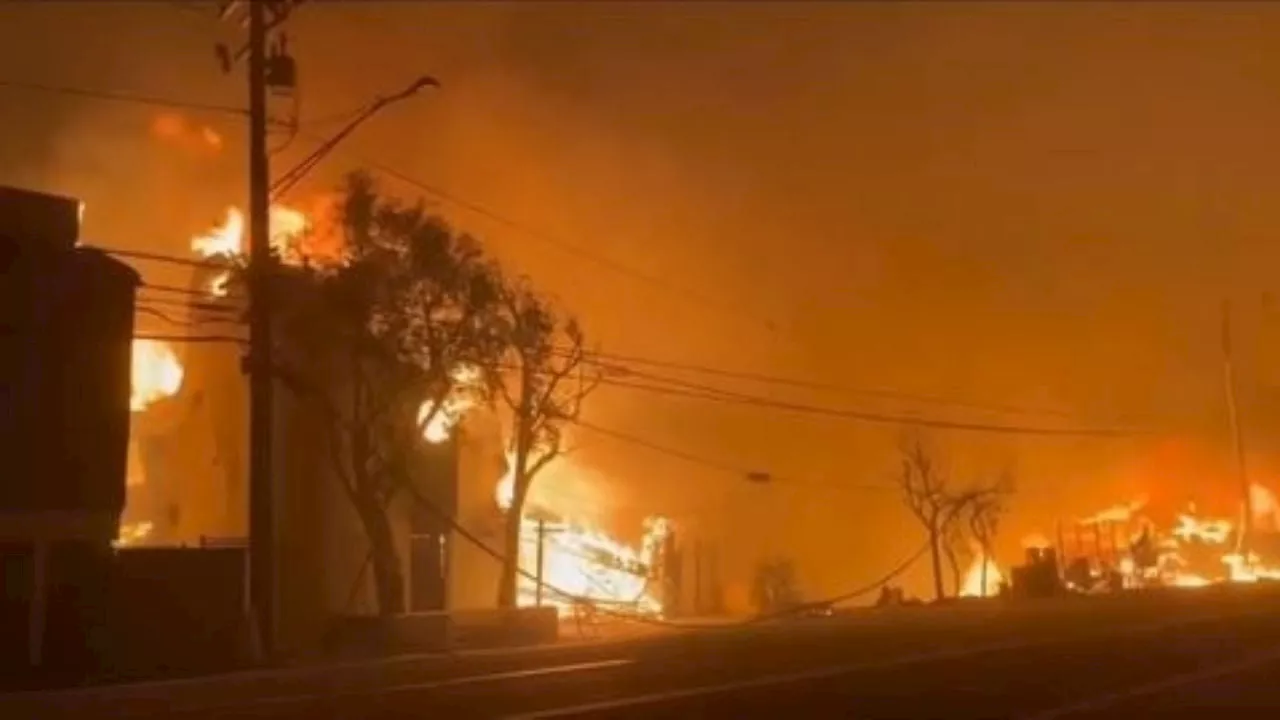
top-left (8, 586), bottom-right (1280, 718)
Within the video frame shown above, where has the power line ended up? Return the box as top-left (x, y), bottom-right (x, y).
top-left (136, 294), bottom-right (241, 315)
top-left (0, 79), bottom-right (246, 117)
top-left (136, 305), bottom-right (241, 328)
top-left (592, 376), bottom-right (1148, 438)
top-left (334, 151), bottom-right (777, 332)
top-left (572, 418), bottom-right (898, 493)
top-left (572, 418), bottom-right (758, 477)
top-left (133, 333), bottom-right (246, 344)
top-left (140, 281), bottom-right (242, 300)
top-left (91, 245), bottom-right (229, 270)
top-left (578, 348), bottom-right (1083, 420)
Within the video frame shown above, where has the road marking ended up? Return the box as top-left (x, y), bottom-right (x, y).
top-left (503, 610), bottom-right (1280, 719)
top-left (5, 639), bottom-right (643, 704)
top-left (111, 658), bottom-right (637, 716)
top-left (1019, 643), bottom-right (1280, 719)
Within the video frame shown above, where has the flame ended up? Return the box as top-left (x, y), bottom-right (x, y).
top-left (496, 455), bottom-right (515, 511)
top-left (417, 364), bottom-right (484, 444)
top-left (191, 207), bottom-right (245, 258)
top-left (960, 549), bottom-right (1004, 597)
top-left (1082, 496), bottom-right (1148, 524)
top-left (189, 204), bottom-right (324, 296)
top-left (488, 449), bottom-right (668, 615)
top-left (130, 339), bottom-right (184, 412)
top-left (511, 512), bottom-right (670, 616)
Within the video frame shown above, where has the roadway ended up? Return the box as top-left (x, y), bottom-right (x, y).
top-left (6, 585), bottom-right (1280, 718)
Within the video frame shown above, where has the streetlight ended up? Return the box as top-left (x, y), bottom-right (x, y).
top-left (270, 75), bottom-right (440, 200)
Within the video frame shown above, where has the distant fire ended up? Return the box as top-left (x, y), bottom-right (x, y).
top-left (960, 549), bottom-right (1004, 598)
top-left (130, 339), bottom-right (183, 412)
top-left (1045, 483), bottom-right (1280, 591)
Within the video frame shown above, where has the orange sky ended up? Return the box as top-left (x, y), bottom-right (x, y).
top-left (6, 1), bottom-right (1280, 599)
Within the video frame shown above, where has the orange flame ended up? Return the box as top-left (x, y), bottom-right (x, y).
top-left (130, 339), bottom-right (183, 412)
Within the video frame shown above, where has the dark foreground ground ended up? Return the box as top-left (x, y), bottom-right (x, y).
top-left (7, 584), bottom-right (1280, 718)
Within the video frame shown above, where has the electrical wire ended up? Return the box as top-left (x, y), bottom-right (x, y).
top-left (140, 281), bottom-right (243, 300)
top-left (347, 158), bottom-right (776, 332)
top-left (571, 418), bottom-right (753, 476)
top-left (578, 348), bottom-right (1085, 421)
top-left (592, 376), bottom-right (1148, 438)
top-left (404, 484), bottom-right (931, 630)
top-left (133, 333), bottom-right (247, 344)
top-left (136, 295), bottom-right (242, 315)
top-left (0, 79), bottom-right (246, 117)
top-left (90, 245), bottom-right (229, 270)
top-left (136, 306), bottom-right (242, 328)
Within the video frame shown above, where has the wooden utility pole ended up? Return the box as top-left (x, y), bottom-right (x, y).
top-left (245, 0), bottom-right (276, 659)
top-left (1222, 301), bottom-right (1253, 555)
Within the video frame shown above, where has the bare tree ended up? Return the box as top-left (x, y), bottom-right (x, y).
top-left (941, 513), bottom-right (969, 596)
top-left (896, 435), bottom-right (957, 601)
top-left (266, 173), bottom-right (505, 616)
top-left (492, 280), bottom-right (600, 608)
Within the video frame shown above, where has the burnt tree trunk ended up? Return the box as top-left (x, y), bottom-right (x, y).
top-left (928, 525), bottom-right (946, 601)
top-left (353, 492), bottom-right (405, 616)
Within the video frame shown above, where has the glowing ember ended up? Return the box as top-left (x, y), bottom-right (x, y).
top-left (130, 339), bottom-right (183, 412)
top-left (114, 521), bottom-right (154, 548)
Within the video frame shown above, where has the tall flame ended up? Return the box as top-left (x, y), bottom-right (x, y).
top-left (130, 339), bottom-right (183, 412)
top-left (960, 551), bottom-right (1004, 598)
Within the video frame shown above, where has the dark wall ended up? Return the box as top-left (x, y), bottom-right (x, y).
top-left (0, 244), bottom-right (137, 518)
top-left (106, 547), bottom-right (252, 678)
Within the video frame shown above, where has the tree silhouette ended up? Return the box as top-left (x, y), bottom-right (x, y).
top-left (492, 280), bottom-right (600, 608)
top-left (267, 173), bottom-right (505, 616)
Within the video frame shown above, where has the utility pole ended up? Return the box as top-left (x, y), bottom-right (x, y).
top-left (246, 0), bottom-right (275, 659)
top-left (1222, 300), bottom-right (1253, 556)
top-left (218, 0), bottom-right (301, 659)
